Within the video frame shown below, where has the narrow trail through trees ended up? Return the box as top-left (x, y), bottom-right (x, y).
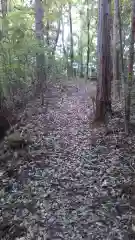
top-left (0, 80), bottom-right (134, 239)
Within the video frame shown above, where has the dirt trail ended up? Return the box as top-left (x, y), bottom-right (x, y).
top-left (0, 80), bottom-right (134, 240)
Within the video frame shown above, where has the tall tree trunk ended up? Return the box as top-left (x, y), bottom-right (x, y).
top-left (47, 19), bottom-right (61, 76)
top-left (78, 34), bottom-right (83, 78)
top-left (46, 20), bottom-right (50, 47)
top-left (125, 0), bottom-right (135, 130)
top-left (52, 19), bottom-right (61, 56)
top-left (95, 0), bottom-right (112, 122)
top-left (79, 9), bottom-right (84, 78)
top-left (79, 45), bottom-right (84, 78)
top-left (113, 0), bottom-right (120, 99)
top-left (61, 14), bottom-right (69, 76)
top-left (1, 0), bottom-right (7, 17)
top-left (46, 19), bottom-right (50, 75)
top-left (35, 0), bottom-right (46, 105)
top-left (116, 50), bottom-right (120, 83)
top-left (117, 0), bottom-right (127, 132)
top-left (86, 0), bottom-right (90, 79)
top-left (69, 3), bottom-right (74, 76)
top-left (0, 0), bottom-right (8, 107)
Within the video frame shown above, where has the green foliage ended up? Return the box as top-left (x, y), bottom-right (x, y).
top-left (0, 5), bottom-right (46, 98)
top-left (0, 0), bottom-right (131, 100)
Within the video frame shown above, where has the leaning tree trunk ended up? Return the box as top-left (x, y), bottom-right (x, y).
top-left (95, 0), bottom-right (112, 122)
top-left (35, 0), bottom-right (46, 105)
top-left (125, 0), bottom-right (135, 130)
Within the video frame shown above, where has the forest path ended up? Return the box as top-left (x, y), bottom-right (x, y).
top-left (0, 79), bottom-right (134, 240)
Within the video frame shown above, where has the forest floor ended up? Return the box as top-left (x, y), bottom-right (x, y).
top-left (0, 78), bottom-right (135, 240)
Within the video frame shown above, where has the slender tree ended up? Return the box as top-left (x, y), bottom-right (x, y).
top-left (69, 2), bottom-right (74, 76)
top-left (113, 0), bottom-right (120, 99)
top-left (125, 0), bottom-right (135, 130)
top-left (46, 20), bottom-right (50, 47)
top-left (79, 9), bottom-right (84, 78)
top-left (117, 0), bottom-right (127, 132)
top-left (86, 0), bottom-right (90, 79)
top-left (61, 13), bottom-right (70, 75)
top-left (52, 18), bottom-right (61, 56)
top-left (35, 0), bottom-right (46, 104)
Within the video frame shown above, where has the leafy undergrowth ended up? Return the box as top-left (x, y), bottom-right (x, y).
top-left (0, 79), bottom-right (135, 239)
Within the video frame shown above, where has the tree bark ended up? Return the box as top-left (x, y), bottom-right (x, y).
top-left (80, 47), bottom-right (84, 78)
top-left (1, 0), bottom-right (7, 17)
top-left (69, 3), bottom-right (74, 76)
top-left (79, 9), bottom-right (84, 78)
top-left (35, 0), bottom-right (46, 104)
top-left (95, 0), bottom-right (112, 122)
top-left (52, 19), bottom-right (61, 56)
top-left (61, 14), bottom-right (70, 76)
top-left (116, 0), bottom-right (127, 132)
top-left (125, 0), bottom-right (135, 128)
top-left (86, 0), bottom-right (90, 79)
top-left (113, 0), bottom-right (120, 99)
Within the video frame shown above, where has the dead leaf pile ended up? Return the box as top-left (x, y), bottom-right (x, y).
top-left (0, 79), bottom-right (135, 239)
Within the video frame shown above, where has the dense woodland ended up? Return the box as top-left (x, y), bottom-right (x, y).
top-left (0, 0), bottom-right (134, 134)
top-left (1, 0), bottom-right (135, 239)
